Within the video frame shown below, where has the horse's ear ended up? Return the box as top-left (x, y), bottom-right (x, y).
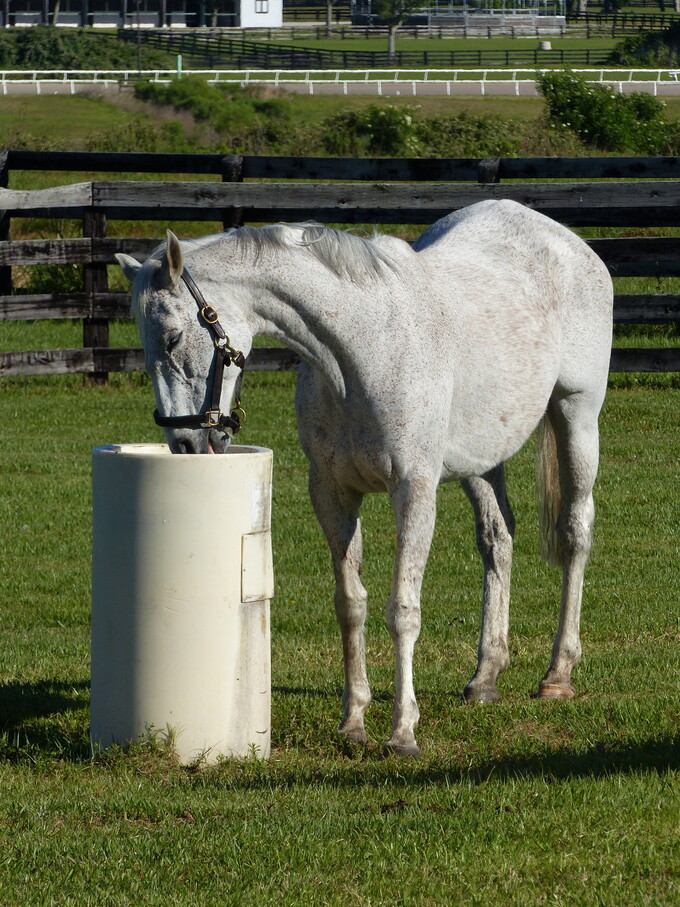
top-left (158, 229), bottom-right (184, 288)
top-left (115, 253), bottom-right (142, 283)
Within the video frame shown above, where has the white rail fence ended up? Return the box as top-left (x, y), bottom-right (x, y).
top-left (3, 68), bottom-right (680, 96)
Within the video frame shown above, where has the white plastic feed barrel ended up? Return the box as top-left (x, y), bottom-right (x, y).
top-left (90, 443), bottom-right (274, 763)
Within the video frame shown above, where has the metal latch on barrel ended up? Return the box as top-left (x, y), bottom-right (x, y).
top-left (241, 531), bottom-right (275, 603)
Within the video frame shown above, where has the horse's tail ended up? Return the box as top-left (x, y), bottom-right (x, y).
top-left (537, 412), bottom-right (563, 568)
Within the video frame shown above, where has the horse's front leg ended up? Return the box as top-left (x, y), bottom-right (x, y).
top-left (384, 474), bottom-right (438, 758)
top-left (308, 465), bottom-right (371, 744)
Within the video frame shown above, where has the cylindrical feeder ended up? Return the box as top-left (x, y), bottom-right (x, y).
top-left (90, 444), bottom-right (273, 763)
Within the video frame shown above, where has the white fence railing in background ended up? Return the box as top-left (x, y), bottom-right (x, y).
top-left (3, 69), bottom-right (680, 96)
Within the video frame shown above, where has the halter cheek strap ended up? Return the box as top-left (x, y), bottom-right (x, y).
top-left (153, 267), bottom-right (247, 435)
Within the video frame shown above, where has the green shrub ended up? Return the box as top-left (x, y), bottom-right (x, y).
top-left (415, 110), bottom-right (524, 157)
top-left (322, 104), bottom-right (422, 156)
top-left (536, 70), bottom-right (675, 153)
top-left (134, 78), bottom-right (293, 152)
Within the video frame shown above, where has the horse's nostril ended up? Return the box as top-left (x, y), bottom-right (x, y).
top-left (174, 438), bottom-right (197, 454)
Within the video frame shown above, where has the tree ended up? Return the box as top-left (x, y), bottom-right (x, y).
top-left (375, 0), bottom-right (425, 64)
top-left (325, 0), bottom-right (339, 37)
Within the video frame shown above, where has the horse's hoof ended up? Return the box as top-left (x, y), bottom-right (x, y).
top-left (383, 738), bottom-right (421, 759)
top-left (338, 724), bottom-right (369, 745)
top-left (463, 684), bottom-right (500, 704)
top-left (537, 682), bottom-right (575, 700)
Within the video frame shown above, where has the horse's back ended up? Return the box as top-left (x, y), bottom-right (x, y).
top-left (414, 200), bottom-right (613, 398)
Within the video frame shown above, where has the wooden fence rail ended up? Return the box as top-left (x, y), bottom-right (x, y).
top-left (0, 150), bottom-right (678, 379)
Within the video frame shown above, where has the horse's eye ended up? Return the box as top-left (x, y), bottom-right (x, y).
top-left (167, 333), bottom-right (182, 354)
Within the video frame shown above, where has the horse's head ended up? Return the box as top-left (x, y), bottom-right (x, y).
top-left (116, 230), bottom-right (250, 454)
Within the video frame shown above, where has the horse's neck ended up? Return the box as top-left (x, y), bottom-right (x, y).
top-left (246, 257), bottom-right (383, 399)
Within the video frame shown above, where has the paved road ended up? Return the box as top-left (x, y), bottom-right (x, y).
top-left (4, 78), bottom-right (680, 98)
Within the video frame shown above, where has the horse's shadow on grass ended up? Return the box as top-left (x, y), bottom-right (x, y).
top-left (270, 686), bottom-right (680, 784)
top-left (418, 738), bottom-right (680, 786)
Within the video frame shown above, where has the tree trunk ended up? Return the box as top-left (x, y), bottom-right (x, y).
top-left (326, 0), bottom-right (333, 37)
top-left (388, 23), bottom-right (399, 64)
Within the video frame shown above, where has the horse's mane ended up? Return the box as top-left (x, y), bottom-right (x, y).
top-left (223, 223), bottom-right (399, 285)
top-left (132, 224), bottom-right (400, 318)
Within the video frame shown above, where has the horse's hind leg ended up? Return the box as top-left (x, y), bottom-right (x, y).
top-left (461, 466), bottom-right (516, 704)
top-left (538, 395), bottom-right (600, 699)
top-left (308, 465), bottom-right (371, 744)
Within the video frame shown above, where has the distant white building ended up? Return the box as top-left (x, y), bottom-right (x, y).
top-left (237, 0), bottom-right (283, 29)
top-left (2, 1), bottom-right (283, 29)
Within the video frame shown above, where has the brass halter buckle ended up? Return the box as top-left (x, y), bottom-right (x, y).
top-left (200, 304), bottom-right (219, 325)
top-left (200, 410), bottom-right (223, 428)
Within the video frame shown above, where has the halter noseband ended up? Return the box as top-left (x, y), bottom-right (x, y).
top-left (153, 267), bottom-right (246, 435)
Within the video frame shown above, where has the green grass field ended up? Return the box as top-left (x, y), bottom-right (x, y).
top-left (0, 370), bottom-right (678, 905)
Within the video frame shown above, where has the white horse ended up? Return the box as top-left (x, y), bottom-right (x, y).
top-left (117, 199), bottom-right (613, 757)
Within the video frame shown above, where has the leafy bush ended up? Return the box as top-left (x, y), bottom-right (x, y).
top-left (322, 104), bottom-right (422, 156)
top-left (536, 70), bottom-right (676, 153)
top-left (415, 110), bottom-right (524, 157)
top-left (134, 77), bottom-right (293, 152)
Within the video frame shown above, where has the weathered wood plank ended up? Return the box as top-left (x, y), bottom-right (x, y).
top-left (93, 179), bottom-right (680, 211)
top-left (0, 347), bottom-right (96, 376)
top-left (0, 347), bottom-right (145, 377)
top-left (7, 151), bottom-right (680, 183)
top-left (0, 239), bottom-right (91, 266)
top-left (0, 292), bottom-right (128, 320)
top-left (0, 237), bottom-right (159, 266)
top-left (0, 182), bottom-right (92, 212)
top-left (588, 237), bottom-right (680, 276)
top-left (614, 295), bottom-right (680, 324)
top-left (609, 347), bottom-right (680, 371)
top-left (496, 156), bottom-right (680, 181)
top-left (88, 180), bottom-right (680, 228)
top-left (5, 150), bottom-right (229, 176)
top-left (5, 179), bottom-right (680, 227)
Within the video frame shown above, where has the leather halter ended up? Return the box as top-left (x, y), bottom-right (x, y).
top-left (153, 267), bottom-right (246, 435)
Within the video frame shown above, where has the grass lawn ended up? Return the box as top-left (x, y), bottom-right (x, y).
top-left (0, 368), bottom-right (678, 904)
top-left (0, 94), bottom-right (140, 148)
top-left (273, 35), bottom-right (620, 53)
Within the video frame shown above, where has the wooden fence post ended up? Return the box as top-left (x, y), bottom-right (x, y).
top-left (478, 158), bottom-right (501, 185)
top-left (0, 151), bottom-right (11, 297)
top-left (221, 154), bottom-right (244, 230)
top-left (83, 208), bottom-right (109, 385)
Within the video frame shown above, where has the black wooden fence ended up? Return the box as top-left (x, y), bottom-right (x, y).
top-left (0, 150), bottom-right (678, 380)
top-left (121, 28), bottom-right (615, 69)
